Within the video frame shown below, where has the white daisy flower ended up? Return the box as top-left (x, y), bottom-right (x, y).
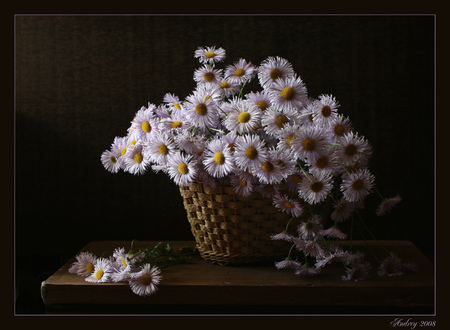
top-left (130, 107), bottom-right (158, 142)
top-left (328, 115), bottom-right (353, 141)
top-left (222, 131), bottom-right (239, 154)
top-left (123, 142), bottom-right (150, 175)
top-left (129, 263), bottom-right (162, 296)
top-left (233, 133), bottom-right (268, 171)
top-left (157, 109), bottom-right (191, 132)
top-left (335, 131), bottom-right (372, 166)
top-left (290, 125), bottom-right (330, 163)
top-left (296, 103), bottom-right (316, 126)
top-left (294, 262), bottom-right (321, 277)
top-left (167, 152), bottom-right (197, 186)
top-left (85, 257), bottom-right (113, 283)
top-left (154, 104), bottom-right (172, 120)
top-left (376, 195), bottom-right (402, 216)
top-left (274, 259), bottom-right (302, 270)
top-left (163, 93), bottom-right (185, 112)
top-left (218, 78), bottom-right (240, 98)
top-left (268, 75), bottom-right (308, 111)
top-left (276, 123), bottom-right (300, 153)
top-left (342, 261), bottom-right (371, 281)
top-left (307, 147), bottom-right (340, 176)
top-left (69, 251), bottom-right (97, 277)
top-left (331, 197), bottom-right (357, 222)
top-left (174, 130), bottom-right (207, 160)
top-left (261, 106), bottom-right (297, 137)
top-left (252, 147), bottom-right (293, 185)
top-left (273, 193), bottom-right (303, 218)
top-left (193, 64), bottom-right (223, 87)
top-left (297, 215), bottom-right (323, 240)
top-left (101, 149), bottom-right (122, 173)
top-left (315, 245), bottom-right (350, 268)
top-left (194, 46), bottom-right (226, 64)
top-left (311, 94), bottom-right (340, 126)
top-left (299, 172), bottom-right (333, 205)
top-left (184, 87), bottom-right (221, 130)
top-left (245, 90), bottom-right (272, 111)
top-left (113, 247), bottom-right (135, 268)
top-left (229, 170), bottom-right (255, 197)
top-left (257, 56), bottom-right (296, 89)
top-left (224, 58), bottom-right (256, 85)
top-left (145, 131), bottom-right (176, 166)
top-left (223, 99), bottom-right (262, 134)
top-left (320, 225), bottom-right (348, 240)
top-left (294, 238), bottom-right (325, 259)
top-left (341, 169), bottom-right (375, 202)
top-left (110, 136), bottom-right (129, 159)
top-left (285, 169), bottom-right (306, 193)
top-left (203, 138), bottom-right (235, 178)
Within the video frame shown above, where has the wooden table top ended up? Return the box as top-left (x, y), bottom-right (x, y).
top-left (41, 240), bottom-right (434, 314)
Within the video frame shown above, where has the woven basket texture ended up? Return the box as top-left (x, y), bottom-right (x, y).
top-left (179, 182), bottom-right (294, 265)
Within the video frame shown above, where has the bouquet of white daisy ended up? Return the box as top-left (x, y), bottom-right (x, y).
top-left (96, 46), bottom-right (413, 293)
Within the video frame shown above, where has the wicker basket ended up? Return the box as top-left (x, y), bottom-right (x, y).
top-left (179, 182), bottom-right (294, 265)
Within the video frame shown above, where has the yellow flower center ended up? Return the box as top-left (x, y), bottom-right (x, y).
top-left (281, 87), bottom-right (295, 100)
top-left (345, 144), bottom-right (358, 157)
top-left (121, 148), bottom-right (127, 157)
top-left (171, 120), bottom-right (182, 129)
top-left (286, 133), bottom-right (295, 145)
top-left (262, 161), bottom-right (274, 172)
top-left (178, 163), bottom-right (189, 174)
top-left (275, 114), bottom-right (289, 128)
top-left (121, 259), bottom-right (127, 267)
top-left (203, 72), bottom-right (215, 82)
top-left (140, 274), bottom-right (152, 286)
top-left (158, 144), bottom-right (169, 155)
top-left (352, 179), bottom-right (365, 191)
top-left (95, 269), bottom-right (104, 280)
top-left (270, 68), bottom-right (283, 81)
top-left (142, 121), bottom-right (151, 133)
top-left (245, 146), bottom-right (258, 159)
top-left (86, 262), bottom-right (94, 274)
top-left (256, 100), bottom-right (268, 111)
top-left (205, 51), bottom-right (216, 58)
top-left (234, 68), bottom-right (245, 77)
top-left (134, 152), bottom-right (143, 164)
top-left (110, 156), bottom-right (117, 164)
top-left (239, 178), bottom-right (247, 187)
top-left (221, 81), bottom-right (230, 89)
top-left (334, 124), bottom-right (344, 136)
top-left (302, 138), bottom-right (316, 151)
top-left (321, 105), bottom-right (332, 117)
top-left (195, 103), bottom-right (207, 115)
top-left (131, 139), bottom-right (137, 145)
top-left (238, 112), bottom-right (251, 123)
top-left (310, 181), bottom-right (324, 193)
top-left (284, 200), bottom-right (294, 208)
top-left (174, 102), bottom-right (181, 110)
top-left (315, 156), bottom-right (329, 169)
top-left (214, 152), bottom-right (225, 165)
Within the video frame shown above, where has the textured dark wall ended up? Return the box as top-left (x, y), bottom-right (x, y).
top-left (15, 15), bottom-right (435, 267)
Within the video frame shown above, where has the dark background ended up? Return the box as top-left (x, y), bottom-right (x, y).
top-left (14, 15), bottom-right (435, 313)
